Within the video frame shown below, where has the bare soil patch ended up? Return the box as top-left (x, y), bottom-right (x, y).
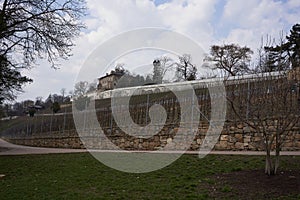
top-left (202, 169), bottom-right (300, 199)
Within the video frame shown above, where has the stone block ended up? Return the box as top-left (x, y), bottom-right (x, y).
top-left (154, 136), bottom-right (160, 142)
top-left (124, 141), bottom-right (131, 147)
top-left (244, 136), bottom-right (251, 143)
top-left (196, 138), bottom-right (202, 145)
top-left (229, 126), bottom-right (235, 131)
top-left (220, 135), bottom-right (228, 141)
top-left (295, 134), bottom-right (300, 140)
top-left (228, 136), bottom-right (237, 143)
top-left (248, 144), bottom-right (257, 150)
top-left (237, 124), bottom-right (244, 129)
top-left (253, 136), bottom-right (262, 142)
top-left (167, 138), bottom-right (173, 144)
top-left (142, 141), bottom-right (149, 148)
top-left (148, 142), bottom-right (156, 149)
top-left (235, 134), bottom-right (243, 142)
top-left (235, 142), bottom-right (244, 150)
top-left (268, 126), bottom-right (276, 132)
top-left (243, 126), bottom-right (251, 133)
top-left (133, 143), bottom-right (139, 149)
top-left (236, 128), bottom-right (244, 134)
top-left (283, 142), bottom-right (294, 147)
top-left (214, 144), bottom-right (223, 150)
top-left (219, 141), bottom-right (228, 149)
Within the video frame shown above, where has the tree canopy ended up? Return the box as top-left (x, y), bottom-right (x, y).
top-left (51, 102), bottom-right (60, 113)
top-left (0, 0), bottom-right (86, 104)
top-left (0, 54), bottom-right (32, 102)
top-left (206, 44), bottom-right (253, 76)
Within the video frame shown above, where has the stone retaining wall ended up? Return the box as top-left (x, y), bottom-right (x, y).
top-left (5, 122), bottom-right (300, 151)
top-left (3, 75), bottom-right (299, 151)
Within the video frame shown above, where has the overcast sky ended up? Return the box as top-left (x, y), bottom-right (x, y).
top-left (17, 0), bottom-right (300, 101)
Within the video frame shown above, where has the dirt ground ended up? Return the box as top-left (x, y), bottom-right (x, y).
top-left (201, 169), bottom-right (300, 199)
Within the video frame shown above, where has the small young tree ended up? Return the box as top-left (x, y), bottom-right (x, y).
top-left (226, 73), bottom-right (299, 175)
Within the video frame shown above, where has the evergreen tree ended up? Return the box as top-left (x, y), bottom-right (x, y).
top-left (287, 24), bottom-right (300, 68)
top-left (51, 102), bottom-right (61, 113)
top-left (0, 55), bottom-right (32, 103)
top-left (265, 24), bottom-right (300, 70)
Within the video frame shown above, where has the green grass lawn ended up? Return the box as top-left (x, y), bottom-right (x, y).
top-left (0, 153), bottom-right (299, 200)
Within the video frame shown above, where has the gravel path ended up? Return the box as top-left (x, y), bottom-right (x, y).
top-left (0, 138), bottom-right (299, 156)
top-left (0, 139), bottom-right (86, 155)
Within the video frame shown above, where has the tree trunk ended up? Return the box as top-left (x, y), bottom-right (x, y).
top-left (274, 149), bottom-right (280, 175)
top-left (265, 142), bottom-right (274, 175)
top-left (274, 132), bottom-right (280, 175)
top-left (265, 152), bottom-right (272, 175)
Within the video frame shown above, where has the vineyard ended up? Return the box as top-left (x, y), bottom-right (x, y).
top-left (1, 73), bottom-right (299, 151)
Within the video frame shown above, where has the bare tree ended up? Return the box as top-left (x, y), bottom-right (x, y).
top-left (226, 72), bottom-right (299, 175)
top-left (87, 80), bottom-right (97, 93)
top-left (206, 44), bottom-right (253, 76)
top-left (175, 54), bottom-right (197, 81)
top-left (255, 36), bottom-right (274, 73)
top-left (0, 0), bottom-right (86, 103)
top-left (68, 90), bottom-right (74, 97)
top-left (60, 88), bottom-right (66, 102)
top-left (73, 81), bottom-right (88, 98)
top-left (73, 81), bottom-right (90, 111)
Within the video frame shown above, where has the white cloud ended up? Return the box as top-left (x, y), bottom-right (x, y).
top-left (219, 0), bottom-right (299, 53)
top-left (287, 0), bottom-right (300, 8)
